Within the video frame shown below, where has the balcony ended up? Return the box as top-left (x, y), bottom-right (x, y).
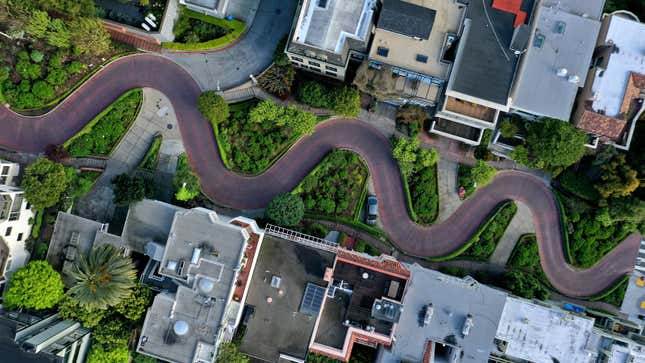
top-left (444, 96), bottom-right (497, 123)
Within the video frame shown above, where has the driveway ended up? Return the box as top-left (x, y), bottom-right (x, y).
top-left (163, 0), bottom-right (297, 90)
top-left (0, 54), bottom-right (641, 298)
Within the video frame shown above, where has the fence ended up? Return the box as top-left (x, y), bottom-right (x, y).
top-left (265, 224), bottom-right (338, 253)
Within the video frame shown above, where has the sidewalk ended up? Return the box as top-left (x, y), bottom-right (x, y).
top-left (74, 88), bottom-right (184, 221)
top-left (489, 202), bottom-right (536, 266)
top-left (437, 158), bottom-right (462, 223)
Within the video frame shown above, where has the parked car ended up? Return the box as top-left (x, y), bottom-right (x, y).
top-left (366, 195), bottom-right (378, 225)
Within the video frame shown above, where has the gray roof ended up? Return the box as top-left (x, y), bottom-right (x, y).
top-left (378, 0), bottom-right (436, 39)
top-left (510, 1), bottom-right (602, 120)
top-left (378, 264), bottom-right (507, 363)
top-left (620, 271), bottom-right (645, 325)
top-left (449, 0), bottom-right (534, 105)
top-left (122, 199), bottom-right (184, 254)
top-left (46, 212), bottom-right (107, 273)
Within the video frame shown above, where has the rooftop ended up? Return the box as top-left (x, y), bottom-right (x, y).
top-left (239, 236), bottom-right (336, 362)
top-left (448, 0), bottom-right (534, 106)
top-left (495, 297), bottom-right (597, 363)
top-left (122, 199), bottom-right (183, 254)
top-left (368, 0), bottom-right (465, 79)
top-left (292, 0), bottom-right (375, 54)
top-left (590, 15), bottom-right (645, 118)
top-left (378, 0), bottom-right (436, 39)
top-left (621, 272), bottom-right (645, 326)
top-left (378, 265), bottom-right (508, 363)
top-left (510, 0), bottom-right (602, 120)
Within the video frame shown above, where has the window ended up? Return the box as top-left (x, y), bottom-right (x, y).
top-left (1, 166), bottom-right (8, 175)
top-left (17, 233), bottom-right (22, 242)
top-left (308, 61), bottom-right (321, 67)
top-left (311, 67), bottom-right (322, 73)
top-left (291, 56), bottom-right (304, 63)
top-left (5, 227), bottom-right (11, 237)
top-left (555, 21), bottom-right (566, 34)
top-left (0, 176), bottom-right (5, 185)
top-left (416, 54), bottom-right (428, 63)
top-left (325, 65), bottom-right (337, 72)
top-left (377, 47), bottom-right (389, 57)
top-left (325, 71), bottom-right (337, 77)
top-left (533, 34), bottom-right (545, 48)
top-left (25, 203), bottom-right (30, 210)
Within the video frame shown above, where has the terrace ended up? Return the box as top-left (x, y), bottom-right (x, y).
top-left (444, 96), bottom-right (497, 123)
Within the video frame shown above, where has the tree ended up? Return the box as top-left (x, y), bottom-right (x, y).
top-left (392, 137), bottom-right (420, 177)
top-left (21, 158), bottom-right (70, 210)
top-left (47, 18), bottom-right (71, 49)
top-left (331, 86), bottom-right (360, 117)
top-left (297, 82), bottom-right (327, 108)
top-left (499, 120), bottom-right (519, 138)
top-left (92, 318), bottom-right (131, 349)
top-left (87, 343), bottom-right (130, 363)
top-left (418, 148), bottom-right (439, 168)
top-left (57, 295), bottom-right (107, 328)
top-left (25, 10), bottom-right (50, 39)
top-left (266, 193), bottom-right (304, 227)
top-left (595, 153), bottom-right (640, 199)
top-left (112, 174), bottom-right (147, 206)
top-left (70, 18), bottom-right (111, 55)
top-left (606, 197), bottom-right (645, 225)
top-left (198, 91), bottom-right (229, 125)
top-left (470, 160), bottom-right (497, 187)
top-left (29, 0), bottom-right (96, 18)
top-left (32, 80), bottom-right (54, 100)
top-left (3, 261), bottom-right (64, 310)
top-left (249, 99), bottom-right (280, 123)
top-left (511, 118), bottom-right (586, 171)
top-left (173, 155), bottom-right (201, 201)
top-left (503, 270), bottom-right (550, 300)
top-left (114, 283), bottom-right (152, 321)
top-left (68, 244), bottom-right (136, 310)
top-left (216, 343), bottom-right (249, 363)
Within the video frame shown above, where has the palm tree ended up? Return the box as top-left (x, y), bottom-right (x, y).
top-left (68, 244), bottom-right (136, 310)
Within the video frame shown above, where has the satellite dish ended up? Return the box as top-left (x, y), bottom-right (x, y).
top-left (198, 278), bottom-right (215, 293)
top-left (173, 320), bottom-right (189, 336)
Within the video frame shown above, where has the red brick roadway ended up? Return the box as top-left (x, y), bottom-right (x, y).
top-left (0, 54), bottom-right (641, 297)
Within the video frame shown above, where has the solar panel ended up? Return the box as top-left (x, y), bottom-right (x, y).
top-left (299, 283), bottom-right (326, 316)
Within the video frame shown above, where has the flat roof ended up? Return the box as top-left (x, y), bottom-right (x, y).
top-left (292, 0), bottom-right (374, 53)
top-left (449, 0), bottom-right (534, 105)
top-left (46, 212), bottom-right (106, 272)
top-left (378, 265), bottom-right (507, 363)
top-left (510, 1), bottom-right (602, 120)
top-left (240, 236), bottom-right (336, 362)
top-left (591, 15), bottom-right (645, 118)
top-left (122, 199), bottom-right (184, 254)
top-left (495, 297), bottom-right (597, 363)
top-left (620, 272), bottom-right (645, 325)
top-left (378, 0), bottom-right (436, 39)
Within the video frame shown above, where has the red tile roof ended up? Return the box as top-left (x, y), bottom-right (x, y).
top-left (577, 110), bottom-right (627, 141)
top-left (492, 0), bottom-right (527, 28)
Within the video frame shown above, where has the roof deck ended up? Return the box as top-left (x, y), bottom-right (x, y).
top-left (444, 96), bottom-right (497, 122)
top-left (292, 0), bottom-right (374, 53)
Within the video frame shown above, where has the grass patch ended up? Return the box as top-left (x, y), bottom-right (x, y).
top-left (162, 7), bottom-right (246, 51)
top-left (64, 89), bottom-right (142, 157)
top-left (292, 150), bottom-right (368, 219)
top-left (427, 201), bottom-right (517, 262)
top-left (355, 240), bottom-right (380, 256)
top-left (139, 134), bottom-right (162, 171)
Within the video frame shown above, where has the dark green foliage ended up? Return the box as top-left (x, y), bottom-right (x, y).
top-left (198, 91), bottom-right (229, 125)
top-left (409, 164), bottom-right (438, 224)
top-left (173, 7), bottom-right (232, 43)
top-left (132, 353), bottom-right (159, 363)
top-left (66, 89), bottom-right (142, 156)
top-left (474, 129), bottom-right (493, 161)
top-left (27, 0), bottom-right (96, 18)
top-left (266, 193), bottom-right (305, 227)
top-left (21, 158), bottom-right (71, 210)
top-left (458, 161), bottom-right (496, 199)
top-left (465, 202), bottom-right (517, 260)
top-left (355, 241), bottom-right (380, 256)
top-left (58, 295), bottom-right (107, 328)
top-left (301, 223), bottom-right (329, 238)
top-left (32, 80), bottom-right (54, 100)
top-left (438, 266), bottom-right (469, 278)
top-left (556, 169), bottom-right (600, 201)
top-left (46, 69), bottom-right (68, 87)
top-left (112, 174), bottom-right (150, 206)
top-left (503, 270), bottom-right (550, 300)
top-left (67, 60), bottom-right (85, 74)
top-left (297, 82), bottom-right (361, 117)
top-left (508, 235), bottom-right (540, 269)
top-left (91, 317), bottom-right (131, 349)
top-left (273, 36), bottom-right (290, 67)
top-left (173, 154), bottom-right (201, 201)
top-left (294, 150), bottom-right (368, 218)
top-left (15, 59), bottom-right (42, 79)
top-left (139, 134), bottom-right (162, 171)
top-left (593, 278), bottom-right (628, 306)
top-left (114, 283), bottom-right (153, 321)
top-left (30, 50), bottom-right (44, 63)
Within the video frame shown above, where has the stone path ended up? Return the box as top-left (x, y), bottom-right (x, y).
top-left (489, 202), bottom-right (536, 266)
top-left (74, 88), bottom-right (184, 221)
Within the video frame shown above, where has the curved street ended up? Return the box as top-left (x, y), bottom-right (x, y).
top-left (0, 54), bottom-right (641, 298)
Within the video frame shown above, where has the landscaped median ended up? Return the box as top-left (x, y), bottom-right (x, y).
top-left (162, 7), bottom-right (246, 51)
top-left (63, 88), bottom-right (143, 157)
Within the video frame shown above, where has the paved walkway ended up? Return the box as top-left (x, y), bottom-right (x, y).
top-left (0, 54), bottom-right (642, 298)
top-left (437, 158), bottom-right (461, 223)
top-left (74, 88), bottom-right (184, 221)
top-left (489, 202), bottom-right (536, 266)
top-left (163, 0), bottom-right (297, 90)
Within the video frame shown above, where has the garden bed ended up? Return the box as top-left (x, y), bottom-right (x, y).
top-left (292, 150), bottom-right (368, 219)
top-left (162, 6), bottom-right (246, 51)
top-left (406, 164), bottom-right (439, 224)
top-left (64, 89), bottom-right (143, 157)
top-left (0, 36), bottom-right (133, 112)
top-left (457, 164), bottom-right (476, 199)
top-left (139, 134), bottom-right (162, 172)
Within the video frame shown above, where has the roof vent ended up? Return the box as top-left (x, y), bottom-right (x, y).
top-left (568, 75), bottom-right (580, 84)
top-left (173, 320), bottom-right (189, 336)
top-left (557, 68), bottom-right (568, 77)
top-left (198, 278), bottom-right (215, 293)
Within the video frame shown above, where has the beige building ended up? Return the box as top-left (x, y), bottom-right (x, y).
top-left (285, 0), bottom-right (376, 80)
top-left (365, 0), bottom-right (466, 107)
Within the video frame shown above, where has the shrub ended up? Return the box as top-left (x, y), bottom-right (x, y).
top-left (503, 270), bottom-right (550, 300)
top-left (67, 60), bottom-right (85, 74)
top-left (30, 50), bottom-right (44, 63)
top-left (15, 59), bottom-right (42, 80)
top-left (32, 80), bottom-right (54, 100)
top-left (297, 82), bottom-right (360, 117)
top-left (266, 193), bottom-right (305, 226)
top-left (112, 174), bottom-right (148, 206)
top-left (46, 69), bottom-right (68, 87)
top-left (173, 154), bottom-right (201, 201)
top-left (499, 119), bottom-right (519, 138)
top-left (464, 202), bottom-right (517, 260)
top-left (3, 261), bottom-right (64, 310)
top-left (21, 158), bottom-right (70, 210)
top-left (198, 91), bottom-right (229, 125)
top-left (48, 50), bottom-right (64, 69)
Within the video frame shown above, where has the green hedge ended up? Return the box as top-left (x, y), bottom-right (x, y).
top-left (353, 180), bottom-right (369, 222)
top-left (162, 8), bottom-right (246, 51)
top-left (588, 275), bottom-right (629, 305)
top-left (31, 210), bottom-right (43, 239)
top-left (139, 134), bottom-right (162, 171)
top-left (427, 201), bottom-right (515, 262)
top-left (553, 190), bottom-right (575, 264)
top-left (400, 171), bottom-right (419, 223)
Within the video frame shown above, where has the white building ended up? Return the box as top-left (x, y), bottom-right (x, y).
top-left (0, 160), bottom-right (34, 290)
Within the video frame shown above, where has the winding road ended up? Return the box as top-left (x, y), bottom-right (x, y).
top-left (0, 54), bottom-right (641, 298)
